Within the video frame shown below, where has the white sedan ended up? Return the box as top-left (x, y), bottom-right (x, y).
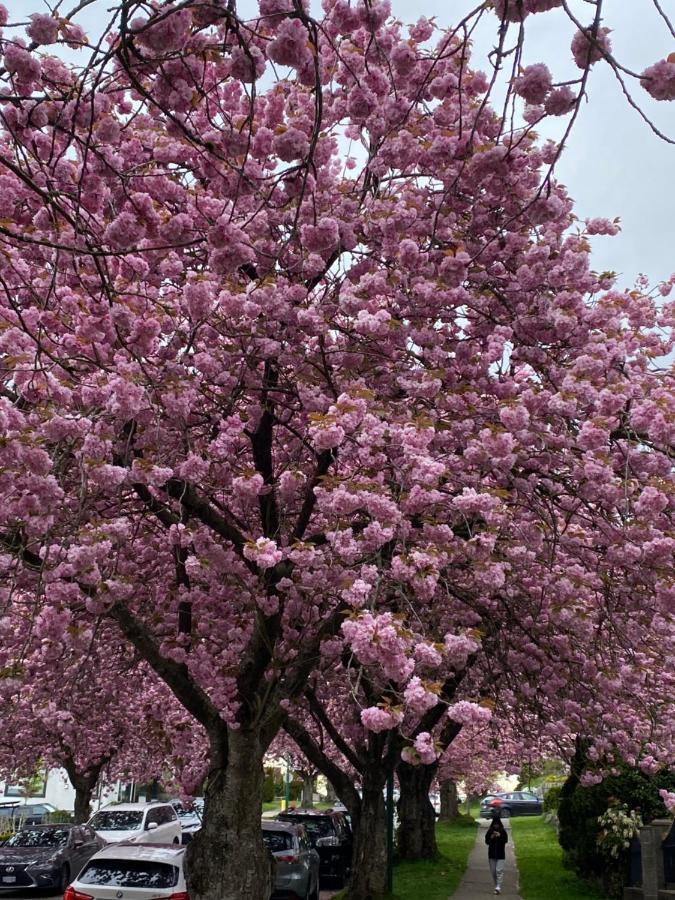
top-left (64, 843), bottom-right (187, 900)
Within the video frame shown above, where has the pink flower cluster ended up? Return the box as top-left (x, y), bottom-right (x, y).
top-left (401, 732), bottom-right (438, 765)
top-left (243, 537), bottom-right (283, 570)
top-left (493, 0), bottom-right (562, 21)
top-left (514, 64), bottom-right (552, 105)
top-left (660, 790), bottom-right (675, 816)
top-left (641, 59), bottom-right (675, 102)
top-left (361, 705), bottom-right (403, 733)
top-left (571, 27), bottom-right (612, 69)
top-left (26, 13), bottom-right (59, 45)
top-left (447, 701), bottom-right (493, 727)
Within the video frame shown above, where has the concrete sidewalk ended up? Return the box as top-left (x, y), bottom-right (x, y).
top-left (451, 819), bottom-right (522, 899)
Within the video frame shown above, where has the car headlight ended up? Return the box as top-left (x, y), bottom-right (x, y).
top-left (27, 861), bottom-right (58, 871)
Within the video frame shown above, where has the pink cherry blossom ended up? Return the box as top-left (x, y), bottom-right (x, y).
top-left (641, 59), bottom-right (675, 101)
top-left (571, 26), bottom-right (612, 69)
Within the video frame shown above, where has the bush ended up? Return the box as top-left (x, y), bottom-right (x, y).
top-left (544, 786), bottom-right (562, 813)
top-left (46, 810), bottom-right (74, 824)
top-left (558, 765), bottom-right (675, 898)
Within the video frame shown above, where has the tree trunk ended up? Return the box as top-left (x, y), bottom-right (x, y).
top-left (63, 758), bottom-right (104, 824)
top-left (347, 779), bottom-right (388, 900)
top-left (439, 778), bottom-right (459, 823)
top-left (301, 772), bottom-right (315, 808)
top-left (185, 728), bottom-right (271, 900)
top-left (74, 784), bottom-right (95, 824)
top-left (396, 761), bottom-right (438, 861)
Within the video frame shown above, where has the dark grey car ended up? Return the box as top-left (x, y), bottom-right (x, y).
top-left (262, 820), bottom-right (320, 900)
top-left (480, 791), bottom-right (543, 819)
top-left (0, 824), bottom-right (104, 892)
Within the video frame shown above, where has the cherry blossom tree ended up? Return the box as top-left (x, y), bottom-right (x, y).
top-left (0, 596), bottom-right (204, 822)
top-left (0, 2), bottom-right (673, 898)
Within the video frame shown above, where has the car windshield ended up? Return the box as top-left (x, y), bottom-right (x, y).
top-left (5, 829), bottom-right (69, 848)
top-left (279, 816), bottom-right (333, 841)
top-left (172, 803), bottom-right (201, 822)
top-left (262, 831), bottom-right (293, 853)
top-left (79, 860), bottom-right (178, 888)
top-left (89, 811), bottom-right (144, 831)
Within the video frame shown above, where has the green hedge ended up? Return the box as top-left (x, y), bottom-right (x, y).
top-left (544, 786), bottom-right (562, 813)
top-left (558, 765), bottom-right (675, 897)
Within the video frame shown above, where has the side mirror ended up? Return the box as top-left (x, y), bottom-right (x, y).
top-left (73, 838), bottom-right (84, 847)
top-left (146, 822), bottom-right (158, 831)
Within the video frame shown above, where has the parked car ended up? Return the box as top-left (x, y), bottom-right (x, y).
top-left (276, 809), bottom-right (352, 886)
top-left (169, 799), bottom-right (203, 845)
top-left (0, 802), bottom-right (58, 827)
top-left (88, 802), bottom-right (181, 845)
top-left (0, 823), bottom-right (103, 892)
top-left (480, 791), bottom-right (543, 819)
top-left (64, 842), bottom-right (188, 899)
top-left (262, 819), bottom-right (320, 900)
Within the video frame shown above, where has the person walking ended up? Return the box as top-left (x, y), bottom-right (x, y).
top-left (485, 813), bottom-right (508, 895)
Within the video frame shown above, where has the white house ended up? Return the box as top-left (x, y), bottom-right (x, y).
top-left (0, 770), bottom-right (119, 814)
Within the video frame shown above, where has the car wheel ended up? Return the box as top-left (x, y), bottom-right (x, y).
top-left (501, 808), bottom-right (511, 818)
top-left (173, 836), bottom-right (180, 844)
top-left (58, 864), bottom-right (70, 892)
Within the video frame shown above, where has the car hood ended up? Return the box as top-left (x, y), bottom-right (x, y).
top-left (0, 846), bottom-right (59, 864)
top-left (95, 829), bottom-right (143, 843)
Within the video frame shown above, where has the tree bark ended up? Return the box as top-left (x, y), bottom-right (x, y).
top-left (63, 757), bottom-right (105, 824)
top-left (185, 728), bottom-right (271, 900)
top-left (439, 777), bottom-right (459, 823)
top-left (395, 761), bottom-right (438, 861)
top-left (347, 779), bottom-right (388, 900)
top-left (301, 772), bottom-right (315, 808)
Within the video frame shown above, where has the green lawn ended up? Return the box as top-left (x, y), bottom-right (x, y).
top-left (392, 816), bottom-right (478, 900)
top-left (512, 817), bottom-right (604, 900)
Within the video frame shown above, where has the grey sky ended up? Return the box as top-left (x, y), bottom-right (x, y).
top-left (3, 0), bottom-right (673, 286)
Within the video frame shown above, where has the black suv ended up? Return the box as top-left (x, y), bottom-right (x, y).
top-left (276, 809), bottom-right (352, 886)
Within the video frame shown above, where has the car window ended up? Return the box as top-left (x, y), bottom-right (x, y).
top-left (278, 815), bottom-right (334, 842)
top-left (5, 828), bottom-right (69, 848)
top-left (79, 860), bottom-right (179, 888)
top-left (145, 808), bottom-right (162, 827)
top-left (163, 806), bottom-right (177, 823)
top-left (262, 831), bottom-right (293, 853)
top-left (89, 811), bottom-right (144, 831)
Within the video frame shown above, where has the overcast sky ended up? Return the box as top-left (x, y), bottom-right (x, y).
top-left (4, 0), bottom-right (673, 286)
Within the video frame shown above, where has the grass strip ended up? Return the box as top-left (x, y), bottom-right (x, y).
top-left (391, 816), bottom-right (478, 899)
top-left (512, 816), bottom-right (604, 900)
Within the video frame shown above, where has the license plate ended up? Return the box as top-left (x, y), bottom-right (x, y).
top-left (1, 877), bottom-right (16, 883)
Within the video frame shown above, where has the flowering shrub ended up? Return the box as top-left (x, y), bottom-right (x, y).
top-left (596, 804), bottom-right (643, 859)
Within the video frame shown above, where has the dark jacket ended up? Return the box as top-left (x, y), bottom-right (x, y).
top-left (485, 823), bottom-right (508, 860)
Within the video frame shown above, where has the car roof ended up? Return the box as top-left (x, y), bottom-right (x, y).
top-left (278, 809), bottom-right (339, 818)
top-left (88, 843), bottom-right (185, 863)
top-left (96, 802), bottom-right (169, 811)
top-left (262, 820), bottom-right (302, 834)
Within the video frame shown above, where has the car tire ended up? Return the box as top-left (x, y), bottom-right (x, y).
top-left (173, 836), bottom-right (180, 844)
top-left (58, 864), bottom-right (70, 892)
top-left (501, 808), bottom-right (511, 818)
